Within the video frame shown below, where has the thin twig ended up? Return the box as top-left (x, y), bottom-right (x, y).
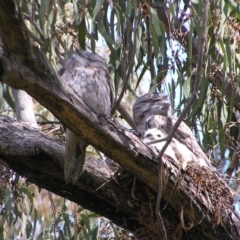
top-left (48, 191), bottom-right (57, 239)
top-left (111, 0), bottom-right (138, 114)
top-left (37, 120), bottom-right (61, 125)
top-left (147, 137), bottom-right (168, 145)
top-left (47, 126), bottom-right (61, 135)
top-left (155, 156), bottom-right (167, 239)
top-left (154, 0), bottom-right (210, 234)
top-left (29, 31), bottom-right (43, 45)
top-left (146, 12), bottom-right (156, 84)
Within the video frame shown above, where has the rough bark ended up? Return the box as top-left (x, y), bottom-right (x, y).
top-left (0, 117), bottom-right (239, 239)
top-left (0, 1), bottom-right (240, 239)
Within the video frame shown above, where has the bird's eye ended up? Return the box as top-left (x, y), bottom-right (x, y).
top-left (146, 134), bottom-right (151, 138)
top-left (157, 134), bottom-right (161, 138)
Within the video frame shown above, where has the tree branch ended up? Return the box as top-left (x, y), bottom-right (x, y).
top-left (12, 89), bottom-right (38, 126)
top-left (0, 117), bottom-right (149, 236)
top-left (0, 117), bottom-right (239, 239)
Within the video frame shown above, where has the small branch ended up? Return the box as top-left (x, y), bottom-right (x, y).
top-left (12, 89), bottom-right (38, 127)
top-left (146, 5), bottom-right (156, 85)
top-left (29, 31), bottom-right (43, 45)
top-left (154, 0), bottom-right (210, 227)
top-left (48, 191), bottom-right (57, 239)
top-left (147, 137), bottom-right (168, 145)
top-left (38, 121), bottom-right (61, 126)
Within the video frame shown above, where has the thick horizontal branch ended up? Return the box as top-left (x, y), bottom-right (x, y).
top-left (0, 117), bottom-right (209, 239)
top-left (0, 117), bottom-right (150, 236)
top-left (0, 117), bottom-right (239, 239)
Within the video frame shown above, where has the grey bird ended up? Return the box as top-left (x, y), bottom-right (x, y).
top-left (59, 50), bottom-right (113, 183)
top-left (133, 93), bottom-right (211, 168)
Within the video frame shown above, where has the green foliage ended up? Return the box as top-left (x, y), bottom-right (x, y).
top-left (0, 168), bottom-right (125, 239)
top-left (2, 85), bottom-right (15, 112)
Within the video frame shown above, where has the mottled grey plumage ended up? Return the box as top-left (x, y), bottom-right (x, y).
top-left (133, 93), bottom-right (211, 168)
top-left (133, 93), bottom-right (171, 131)
top-left (60, 50), bottom-right (113, 183)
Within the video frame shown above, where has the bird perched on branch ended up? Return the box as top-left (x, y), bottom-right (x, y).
top-left (59, 50), bottom-right (113, 184)
top-left (133, 92), bottom-right (211, 168)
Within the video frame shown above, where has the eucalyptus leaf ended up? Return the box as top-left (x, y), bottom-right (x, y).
top-left (19, 187), bottom-right (33, 215)
top-left (2, 85), bottom-right (15, 111)
top-left (63, 213), bottom-right (71, 238)
top-left (92, 0), bottom-right (105, 21)
top-left (26, 220), bottom-right (32, 239)
top-left (150, 7), bottom-right (162, 38)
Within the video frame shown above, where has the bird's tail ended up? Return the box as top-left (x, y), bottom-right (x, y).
top-left (64, 129), bottom-right (88, 184)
